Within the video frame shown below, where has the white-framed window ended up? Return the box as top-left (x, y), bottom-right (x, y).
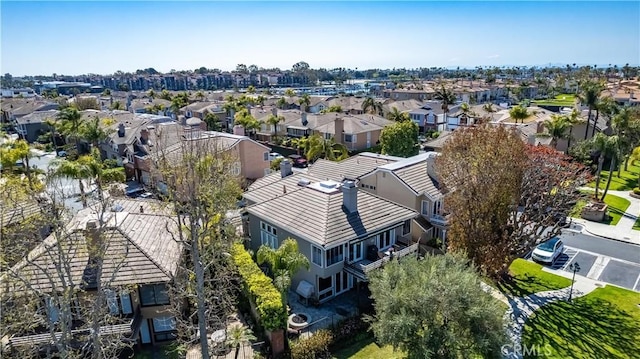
top-left (263, 151), bottom-right (269, 161)
top-left (344, 134), bottom-right (356, 143)
top-left (402, 219), bottom-right (411, 236)
top-left (260, 221), bottom-right (277, 248)
top-left (349, 241), bottom-right (363, 262)
top-left (377, 229), bottom-right (395, 250)
top-left (324, 132), bottom-right (332, 140)
top-left (421, 200), bottom-right (429, 216)
top-left (325, 245), bottom-right (344, 266)
top-left (433, 200), bottom-right (442, 215)
top-left (311, 245), bottom-right (323, 267)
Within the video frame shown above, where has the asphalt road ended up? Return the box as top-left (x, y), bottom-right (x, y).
top-left (558, 230), bottom-right (640, 264)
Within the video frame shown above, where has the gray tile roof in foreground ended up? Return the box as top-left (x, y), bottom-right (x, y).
top-left (246, 184), bottom-right (417, 247)
top-left (308, 152), bottom-right (401, 182)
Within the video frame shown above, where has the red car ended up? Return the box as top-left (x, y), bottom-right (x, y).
top-left (288, 154), bottom-right (308, 168)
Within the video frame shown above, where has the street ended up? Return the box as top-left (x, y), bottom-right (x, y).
top-left (540, 230), bottom-right (640, 292)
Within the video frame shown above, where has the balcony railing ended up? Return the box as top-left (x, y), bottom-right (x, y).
top-left (344, 242), bottom-right (419, 281)
top-left (429, 213), bottom-right (450, 227)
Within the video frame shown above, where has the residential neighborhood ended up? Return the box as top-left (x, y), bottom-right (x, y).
top-left (1, 1), bottom-right (639, 359)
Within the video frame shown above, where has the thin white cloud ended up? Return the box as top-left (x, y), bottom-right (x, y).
top-left (487, 54), bottom-right (500, 59)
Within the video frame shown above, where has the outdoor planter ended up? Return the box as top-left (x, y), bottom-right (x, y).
top-left (581, 201), bottom-right (608, 222)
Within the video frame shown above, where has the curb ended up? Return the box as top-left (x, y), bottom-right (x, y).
top-left (582, 227), bottom-right (640, 246)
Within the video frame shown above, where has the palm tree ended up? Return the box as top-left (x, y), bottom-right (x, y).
top-left (53, 158), bottom-right (93, 207)
top-left (225, 324), bottom-right (256, 359)
top-left (434, 85), bottom-right (457, 124)
top-left (362, 97), bottom-right (383, 115)
top-left (541, 114), bottom-right (571, 150)
top-left (56, 106), bottom-right (83, 150)
top-left (284, 89), bottom-right (296, 99)
top-left (298, 93), bottom-right (311, 112)
top-left (306, 134), bottom-right (349, 162)
top-left (630, 146), bottom-right (640, 188)
top-left (0, 138), bottom-right (36, 189)
top-left (43, 117), bottom-right (59, 149)
top-left (195, 90), bottom-right (205, 101)
top-left (591, 133), bottom-right (619, 200)
top-left (267, 114), bottom-right (285, 139)
top-left (148, 89), bottom-right (156, 99)
top-left (577, 81), bottom-right (603, 140)
top-left (276, 97), bottom-right (287, 110)
top-left (80, 116), bottom-right (113, 150)
top-left (508, 105), bottom-right (529, 123)
top-left (256, 95), bottom-right (266, 106)
top-left (481, 103), bottom-right (496, 124)
top-left (257, 238), bottom-right (310, 307)
top-left (110, 101), bottom-right (123, 110)
top-left (386, 107), bottom-right (410, 122)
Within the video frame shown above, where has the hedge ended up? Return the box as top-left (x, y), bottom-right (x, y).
top-left (231, 243), bottom-right (287, 331)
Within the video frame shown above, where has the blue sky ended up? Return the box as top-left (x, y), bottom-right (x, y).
top-left (1, 1), bottom-right (638, 76)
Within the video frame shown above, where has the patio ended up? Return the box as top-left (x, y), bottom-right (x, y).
top-left (287, 288), bottom-right (362, 337)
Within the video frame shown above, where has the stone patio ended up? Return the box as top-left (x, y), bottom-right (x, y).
top-left (287, 288), bottom-right (362, 337)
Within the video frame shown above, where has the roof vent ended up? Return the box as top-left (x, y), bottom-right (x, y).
top-left (320, 181), bottom-right (337, 189)
top-left (298, 178), bottom-right (311, 187)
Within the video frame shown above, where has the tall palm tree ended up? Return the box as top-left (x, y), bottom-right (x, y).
top-left (284, 89), bottom-right (296, 99)
top-left (541, 114), bottom-right (571, 150)
top-left (298, 93), bottom-right (311, 112)
top-left (257, 238), bottom-right (310, 307)
top-left (591, 133), bottom-right (619, 200)
top-left (195, 90), bottom-right (205, 101)
top-left (508, 105), bottom-right (529, 123)
top-left (276, 97), bottom-right (287, 110)
top-left (53, 158), bottom-right (93, 207)
top-left (481, 103), bottom-right (496, 124)
top-left (80, 116), bottom-right (113, 150)
top-left (386, 107), bottom-right (410, 122)
top-left (577, 81), bottom-right (603, 140)
top-left (225, 324), bottom-right (256, 359)
top-left (306, 134), bottom-right (349, 162)
top-left (44, 117), bottom-right (59, 149)
top-left (434, 85), bottom-right (457, 124)
top-left (56, 106), bottom-right (83, 150)
top-left (267, 114), bottom-right (285, 139)
top-left (362, 97), bottom-right (383, 115)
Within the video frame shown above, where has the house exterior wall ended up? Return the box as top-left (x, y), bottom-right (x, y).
top-left (238, 140), bottom-right (270, 180)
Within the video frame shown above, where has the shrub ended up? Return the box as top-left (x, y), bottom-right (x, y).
top-left (231, 243), bottom-right (287, 331)
top-left (633, 187), bottom-right (640, 195)
top-left (332, 316), bottom-right (368, 343)
top-left (290, 329), bottom-right (333, 359)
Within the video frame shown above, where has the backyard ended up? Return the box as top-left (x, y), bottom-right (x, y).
top-left (587, 160), bottom-right (640, 192)
top-left (522, 285), bottom-right (640, 359)
top-left (496, 259), bottom-right (572, 297)
top-left (332, 335), bottom-right (405, 359)
top-left (532, 94), bottom-right (576, 107)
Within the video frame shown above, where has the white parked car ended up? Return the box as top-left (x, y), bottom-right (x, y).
top-left (269, 152), bottom-right (284, 161)
top-left (532, 237), bottom-right (564, 264)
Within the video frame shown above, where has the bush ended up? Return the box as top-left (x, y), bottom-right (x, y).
top-left (231, 243), bottom-right (287, 331)
top-left (330, 316), bottom-right (369, 349)
top-left (633, 187), bottom-right (640, 195)
top-left (290, 329), bottom-right (333, 359)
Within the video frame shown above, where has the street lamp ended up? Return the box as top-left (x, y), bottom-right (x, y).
top-left (568, 262), bottom-right (580, 302)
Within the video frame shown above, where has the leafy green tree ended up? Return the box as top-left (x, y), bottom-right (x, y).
top-left (0, 138), bottom-right (36, 189)
top-left (159, 89), bottom-right (172, 101)
top-left (362, 97), bottom-right (383, 115)
top-left (148, 89), bottom-right (156, 98)
top-left (541, 114), bottom-right (571, 150)
top-left (367, 254), bottom-right (506, 359)
top-left (284, 89), bottom-right (296, 98)
top-left (171, 92), bottom-right (190, 116)
top-left (277, 97), bottom-right (287, 109)
top-left (56, 106), bottom-right (83, 150)
top-left (110, 101), bottom-right (123, 110)
top-left (267, 114), bottom-right (285, 139)
top-left (195, 90), bottom-right (205, 101)
top-left (257, 238), bottom-right (310, 307)
top-left (203, 112), bottom-right (222, 131)
top-left (247, 85), bottom-right (256, 94)
top-left (233, 109), bottom-right (260, 138)
top-left (305, 134), bottom-right (349, 161)
top-left (380, 121), bottom-right (419, 157)
top-left (508, 104), bottom-right (529, 123)
top-left (321, 105), bottom-right (342, 113)
top-left (299, 93), bottom-right (311, 112)
top-left (80, 116), bottom-right (114, 149)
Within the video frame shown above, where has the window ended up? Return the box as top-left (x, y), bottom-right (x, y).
top-left (263, 152), bottom-right (269, 161)
top-left (318, 276), bottom-right (333, 301)
top-left (421, 200), bottom-right (429, 215)
top-left (433, 201), bottom-right (442, 216)
top-left (402, 219), bottom-right (411, 236)
top-left (140, 284), bottom-right (170, 306)
top-left (324, 132), bottom-right (332, 140)
top-left (349, 242), bottom-right (363, 262)
top-left (152, 317), bottom-right (177, 342)
top-left (344, 134), bottom-right (356, 143)
top-left (312, 245), bottom-right (323, 267)
top-left (260, 221), bottom-right (277, 248)
top-left (378, 229), bottom-right (395, 250)
top-left (325, 245), bottom-right (344, 266)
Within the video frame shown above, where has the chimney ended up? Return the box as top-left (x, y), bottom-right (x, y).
top-left (301, 112), bottom-right (308, 126)
top-left (425, 152), bottom-right (439, 179)
top-left (117, 123), bottom-right (125, 137)
top-left (334, 116), bottom-right (344, 144)
top-left (140, 128), bottom-right (149, 143)
top-left (82, 219), bottom-right (101, 290)
top-left (271, 107), bottom-right (278, 117)
top-left (280, 159), bottom-right (293, 178)
top-left (233, 125), bottom-right (245, 136)
top-left (342, 181), bottom-right (358, 214)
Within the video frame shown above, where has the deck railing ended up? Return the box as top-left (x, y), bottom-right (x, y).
top-left (361, 242), bottom-right (419, 273)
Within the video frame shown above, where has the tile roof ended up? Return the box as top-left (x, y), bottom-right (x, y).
top-left (244, 172), bottom-right (325, 204)
top-left (4, 204), bottom-right (181, 293)
top-left (392, 161), bottom-right (443, 198)
top-left (14, 109), bottom-right (59, 125)
top-left (246, 185), bottom-right (416, 246)
top-left (307, 153), bottom-right (400, 182)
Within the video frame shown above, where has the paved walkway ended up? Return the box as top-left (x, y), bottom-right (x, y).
top-left (571, 188), bottom-right (640, 245)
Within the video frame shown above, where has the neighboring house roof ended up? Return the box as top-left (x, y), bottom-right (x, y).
top-left (14, 109), bottom-right (59, 125)
top-left (326, 97), bottom-right (366, 111)
top-left (382, 99), bottom-right (424, 113)
top-left (377, 152), bottom-right (445, 198)
top-left (4, 201), bottom-right (181, 293)
top-left (129, 98), bottom-right (172, 111)
top-left (10, 101), bottom-right (60, 117)
top-left (1, 199), bottom-right (44, 227)
top-left (422, 131), bottom-right (454, 151)
top-left (307, 152), bottom-right (401, 182)
top-left (245, 172), bottom-right (325, 204)
top-left (246, 182), bottom-right (417, 247)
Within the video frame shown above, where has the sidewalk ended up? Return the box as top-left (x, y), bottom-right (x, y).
top-left (570, 189), bottom-right (640, 245)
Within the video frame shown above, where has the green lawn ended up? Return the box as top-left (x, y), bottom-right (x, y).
top-left (497, 259), bottom-right (572, 297)
top-left (587, 160), bottom-right (640, 192)
top-left (569, 199), bottom-right (587, 218)
top-left (532, 94), bottom-right (577, 107)
top-left (332, 335), bottom-right (405, 359)
top-left (633, 217), bottom-right (640, 231)
top-left (522, 285), bottom-right (640, 359)
top-left (579, 191), bottom-right (631, 225)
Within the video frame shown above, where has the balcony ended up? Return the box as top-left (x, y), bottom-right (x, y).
top-left (429, 213), bottom-right (450, 227)
top-left (344, 242), bottom-right (419, 282)
top-left (7, 306), bottom-right (142, 349)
